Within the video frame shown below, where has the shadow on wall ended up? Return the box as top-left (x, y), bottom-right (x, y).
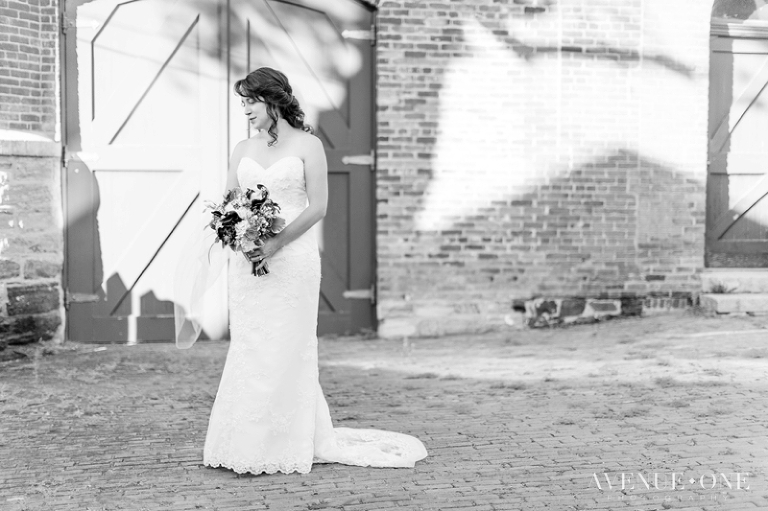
top-left (399, 149), bottom-right (706, 301)
top-left (508, 149), bottom-right (706, 297)
top-left (394, 2), bottom-right (710, 305)
top-left (488, 0), bottom-right (697, 77)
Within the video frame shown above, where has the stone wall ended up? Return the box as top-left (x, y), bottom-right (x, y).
top-left (0, 138), bottom-right (64, 350)
top-left (0, 0), bottom-right (62, 351)
top-left (375, 0), bottom-right (711, 337)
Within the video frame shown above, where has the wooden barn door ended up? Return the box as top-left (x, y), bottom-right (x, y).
top-left (63, 0), bottom-right (376, 342)
top-left (226, 0), bottom-right (377, 335)
top-left (708, 31), bottom-right (768, 267)
top-left (62, 0), bottom-right (229, 343)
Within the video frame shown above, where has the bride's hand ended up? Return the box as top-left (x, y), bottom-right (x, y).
top-left (247, 237), bottom-right (282, 268)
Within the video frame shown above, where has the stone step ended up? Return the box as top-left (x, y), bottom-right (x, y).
top-left (700, 293), bottom-right (768, 314)
top-left (701, 271), bottom-right (768, 293)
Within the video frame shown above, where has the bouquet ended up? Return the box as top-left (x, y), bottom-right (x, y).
top-left (204, 184), bottom-right (285, 276)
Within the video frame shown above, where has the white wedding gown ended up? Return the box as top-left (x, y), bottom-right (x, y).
top-left (202, 155), bottom-right (428, 474)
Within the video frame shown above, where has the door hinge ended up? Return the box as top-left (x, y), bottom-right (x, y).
top-left (60, 12), bottom-right (74, 34)
top-left (342, 23), bottom-right (376, 45)
top-left (342, 150), bottom-right (375, 171)
top-left (343, 283), bottom-right (376, 305)
top-left (60, 12), bottom-right (99, 34)
top-left (65, 290), bottom-right (100, 310)
top-left (63, 149), bottom-right (99, 169)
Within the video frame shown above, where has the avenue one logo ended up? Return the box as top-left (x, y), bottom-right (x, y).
top-left (592, 472), bottom-right (751, 492)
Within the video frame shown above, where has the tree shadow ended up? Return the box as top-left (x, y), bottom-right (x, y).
top-left (476, 1), bottom-right (697, 78)
top-left (408, 149), bottom-right (711, 301)
top-left (511, 149), bottom-right (706, 297)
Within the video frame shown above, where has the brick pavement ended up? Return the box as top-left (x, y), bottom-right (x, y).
top-left (2, 312), bottom-right (768, 511)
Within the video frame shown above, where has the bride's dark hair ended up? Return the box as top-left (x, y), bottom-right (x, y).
top-left (234, 67), bottom-right (313, 146)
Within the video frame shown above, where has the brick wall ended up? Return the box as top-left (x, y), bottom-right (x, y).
top-left (0, 0), bottom-right (59, 136)
top-left (375, 0), bottom-right (712, 337)
top-left (0, 0), bottom-right (62, 351)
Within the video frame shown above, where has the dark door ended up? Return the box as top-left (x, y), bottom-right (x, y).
top-left (226, 0), bottom-right (377, 335)
top-left (62, 0), bottom-right (376, 342)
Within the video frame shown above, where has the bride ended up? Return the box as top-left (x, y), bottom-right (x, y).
top-left (200, 67), bottom-right (428, 475)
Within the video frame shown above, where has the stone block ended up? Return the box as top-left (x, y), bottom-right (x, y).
top-left (15, 210), bottom-right (57, 231)
top-left (585, 299), bottom-right (621, 317)
top-left (376, 298), bottom-right (415, 317)
top-left (23, 259), bottom-right (61, 279)
top-left (527, 299), bottom-right (559, 318)
top-left (2, 234), bottom-right (62, 256)
top-left (643, 294), bottom-right (692, 312)
top-left (415, 316), bottom-right (496, 337)
top-left (701, 271), bottom-right (768, 293)
top-left (1, 311), bottom-right (61, 345)
top-left (1, 183), bottom-right (53, 211)
top-left (524, 297), bottom-right (625, 328)
top-left (0, 139), bottom-right (60, 157)
top-left (524, 299), bottom-right (560, 327)
top-left (413, 304), bottom-right (454, 318)
top-left (6, 157), bottom-right (56, 180)
top-left (378, 317), bottom-right (417, 338)
top-left (621, 297), bottom-right (644, 316)
top-left (560, 298), bottom-right (585, 316)
top-left (6, 283), bottom-right (59, 315)
top-left (700, 293), bottom-right (768, 314)
top-left (0, 259), bottom-right (20, 279)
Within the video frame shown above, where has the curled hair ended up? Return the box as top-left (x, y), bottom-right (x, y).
top-left (234, 67), bottom-right (313, 146)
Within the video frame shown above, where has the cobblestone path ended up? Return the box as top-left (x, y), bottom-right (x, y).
top-left (2, 313), bottom-right (768, 510)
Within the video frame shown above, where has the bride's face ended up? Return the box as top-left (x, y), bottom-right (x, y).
top-left (242, 96), bottom-right (269, 131)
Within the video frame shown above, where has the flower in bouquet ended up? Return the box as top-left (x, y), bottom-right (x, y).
top-left (204, 184), bottom-right (285, 276)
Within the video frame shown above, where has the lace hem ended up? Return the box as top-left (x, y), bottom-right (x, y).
top-left (205, 457), bottom-right (312, 475)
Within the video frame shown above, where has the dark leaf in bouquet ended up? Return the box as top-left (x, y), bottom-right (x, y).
top-left (248, 185), bottom-right (270, 209)
top-left (224, 188), bottom-right (237, 202)
top-left (217, 227), bottom-right (230, 242)
top-left (246, 186), bottom-right (263, 200)
top-left (220, 211), bottom-right (240, 227)
top-left (211, 210), bottom-right (222, 218)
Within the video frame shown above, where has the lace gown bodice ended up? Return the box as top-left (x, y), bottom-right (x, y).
top-left (202, 155), bottom-right (428, 475)
top-left (238, 156), bottom-right (319, 268)
top-left (240, 156), bottom-right (311, 222)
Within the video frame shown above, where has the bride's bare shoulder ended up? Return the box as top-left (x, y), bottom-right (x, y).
top-left (297, 131), bottom-right (324, 153)
top-left (232, 138), bottom-right (254, 156)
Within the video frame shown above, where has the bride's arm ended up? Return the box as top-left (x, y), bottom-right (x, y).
top-left (267, 136), bottom-right (328, 254)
